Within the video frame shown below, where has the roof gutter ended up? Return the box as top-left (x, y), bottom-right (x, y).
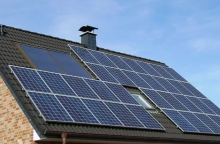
top-left (43, 130), bottom-right (218, 144)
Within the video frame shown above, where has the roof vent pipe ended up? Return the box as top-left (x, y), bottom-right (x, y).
top-left (0, 25), bottom-right (7, 35)
top-left (79, 25), bottom-right (98, 50)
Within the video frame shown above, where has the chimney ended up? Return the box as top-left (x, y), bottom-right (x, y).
top-left (79, 25), bottom-right (98, 50)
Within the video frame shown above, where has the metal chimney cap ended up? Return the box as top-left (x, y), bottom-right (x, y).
top-left (79, 25), bottom-right (98, 32)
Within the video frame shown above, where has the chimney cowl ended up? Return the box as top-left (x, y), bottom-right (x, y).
top-left (79, 25), bottom-right (98, 50)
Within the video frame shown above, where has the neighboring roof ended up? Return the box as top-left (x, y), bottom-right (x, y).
top-left (1, 25), bottom-right (220, 143)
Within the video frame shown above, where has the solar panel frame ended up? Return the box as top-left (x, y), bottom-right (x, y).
top-left (9, 65), bottom-right (51, 93)
top-left (69, 45), bottom-right (100, 64)
top-left (194, 113), bottom-right (220, 134)
top-left (180, 82), bottom-right (206, 98)
top-left (105, 67), bottom-right (136, 87)
top-left (140, 88), bottom-right (174, 109)
top-left (162, 109), bottom-right (198, 133)
top-left (136, 61), bottom-right (161, 77)
top-left (200, 99), bottom-right (220, 115)
top-left (38, 71), bottom-right (76, 96)
top-left (82, 99), bottom-right (123, 126)
top-left (179, 111), bottom-right (213, 134)
top-left (138, 74), bottom-right (167, 91)
top-left (87, 49), bottom-right (117, 67)
top-left (85, 63), bottom-right (119, 83)
top-left (27, 92), bottom-right (73, 122)
top-left (122, 70), bottom-right (152, 89)
top-left (149, 64), bottom-right (175, 80)
top-left (120, 56), bottom-right (147, 74)
top-left (126, 105), bottom-right (165, 130)
top-left (56, 95), bottom-right (100, 124)
top-left (162, 67), bottom-right (187, 82)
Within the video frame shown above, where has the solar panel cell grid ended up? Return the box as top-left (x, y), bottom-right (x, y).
top-left (122, 70), bottom-right (152, 89)
top-left (179, 111), bottom-right (212, 133)
top-left (126, 105), bottom-right (165, 130)
top-left (105, 82), bottom-right (139, 105)
top-left (105, 67), bottom-right (136, 87)
top-left (149, 64), bottom-right (174, 80)
top-left (186, 96), bottom-right (215, 114)
top-left (105, 102), bottom-right (144, 128)
top-left (120, 57), bottom-right (146, 74)
top-left (85, 63), bottom-right (118, 83)
top-left (141, 88), bottom-right (173, 109)
top-left (136, 61), bottom-right (161, 77)
top-left (84, 79), bottom-right (120, 102)
top-left (153, 77), bottom-right (181, 94)
top-left (162, 67), bottom-right (187, 82)
top-left (162, 109), bottom-right (198, 132)
top-left (180, 82), bottom-right (206, 98)
top-left (172, 94), bottom-right (203, 113)
top-left (139, 74), bottom-right (167, 91)
top-left (105, 53), bottom-right (133, 71)
top-left (70, 46), bottom-right (100, 64)
top-left (201, 99), bottom-right (220, 115)
top-left (82, 99), bottom-right (123, 126)
top-left (157, 92), bottom-right (188, 111)
top-left (57, 96), bottom-right (99, 124)
top-left (10, 66), bottom-right (51, 92)
top-left (88, 50), bottom-right (117, 68)
top-left (208, 115), bottom-right (220, 127)
top-left (167, 80), bottom-right (194, 96)
top-left (38, 71), bottom-right (76, 96)
top-left (28, 92), bottom-right (73, 122)
top-left (62, 75), bottom-right (99, 99)
top-left (194, 113), bottom-right (220, 134)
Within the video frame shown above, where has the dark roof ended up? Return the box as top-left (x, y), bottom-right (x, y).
top-left (1, 25), bottom-right (220, 143)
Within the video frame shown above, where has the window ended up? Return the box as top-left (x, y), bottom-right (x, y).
top-left (20, 45), bottom-right (91, 78)
top-left (130, 92), bottom-right (154, 109)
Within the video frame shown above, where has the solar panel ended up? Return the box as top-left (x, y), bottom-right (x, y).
top-left (28, 92), bottom-right (73, 122)
top-left (180, 82), bottom-right (206, 98)
top-left (200, 99), bottom-right (220, 115)
top-left (136, 61), bottom-right (161, 77)
top-left (126, 105), bottom-right (165, 130)
top-left (172, 94), bottom-right (202, 113)
top-left (208, 115), bottom-right (220, 127)
top-left (120, 57), bottom-right (146, 74)
top-left (186, 96), bottom-right (215, 114)
top-left (85, 63), bottom-right (118, 83)
top-left (82, 99), bottom-right (123, 126)
top-left (38, 71), bottom-right (76, 96)
top-left (84, 79), bottom-right (120, 102)
top-left (70, 46), bottom-right (100, 64)
top-left (162, 67), bottom-right (187, 82)
top-left (194, 113), bottom-right (220, 134)
top-left (140, 88), bottom-right (173, 109)
top-left (105, 67), bottom-right (136, 87)
top-left (56, 95), bottom-right (99, 124)
top-left (105, 102), bottom-right (144, 128)
top-left (105, 82), bottom-right (139, 105)
top-left (10, 66), bottom-right (51, 92)
top-left (88, 50), bottom-right (117, 68)
top-left (62, 75), bottom-right (99, 99)
top-left (105, 53), bottom-right (133, 71)
top-left (167, 80), bottom-right (194, 96)
top-left (138, 74), bottom-right (167, 91)
top-left (157, 91), bottom-right (188, 111)
top-left (149, 64), bottom-right (174, 79)
top-left (179, 111), bottom-right (212, 133)
top-left (153, 77), bottom-right (181, 94)
top-left (162, 109), bottom-right (198, 132)
top-left (122, 70), bottom-right (152, 89)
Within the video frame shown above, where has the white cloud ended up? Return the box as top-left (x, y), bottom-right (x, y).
top-left (189, 38), bottom-right (220, 52)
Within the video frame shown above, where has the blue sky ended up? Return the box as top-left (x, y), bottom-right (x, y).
top-left (1, 0), bottom-right (220, 107)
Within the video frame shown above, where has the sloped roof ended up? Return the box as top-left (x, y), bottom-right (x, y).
top-left (0, 25), bottom-right (220, 143)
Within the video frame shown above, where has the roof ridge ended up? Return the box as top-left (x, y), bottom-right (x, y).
top-left (3, 24), bottom-right (83, 45)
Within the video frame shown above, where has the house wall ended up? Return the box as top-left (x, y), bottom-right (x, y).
top-left (0, 77), bottom-right (37, 144)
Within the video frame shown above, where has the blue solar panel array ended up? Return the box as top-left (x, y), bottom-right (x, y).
top-left (69, 45), bottom-right (220, 135)
top-left (10, 65), bottom-right (164, 130)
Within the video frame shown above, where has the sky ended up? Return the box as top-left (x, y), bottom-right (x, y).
top-left (1, 0), bottom-right (220, 107)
